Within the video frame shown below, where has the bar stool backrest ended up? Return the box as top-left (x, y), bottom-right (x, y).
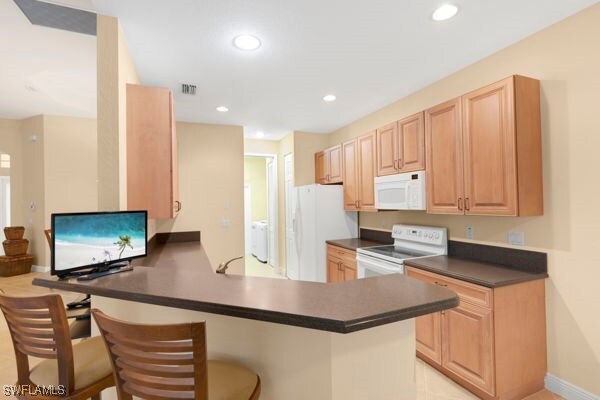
top-left (0, 294), bottom-right (76, 393)
top-left (91, 309), bottom-right (209, 400)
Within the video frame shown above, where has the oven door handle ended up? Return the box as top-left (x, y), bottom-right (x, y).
top-left (356, 255), bottom-right (403, 275)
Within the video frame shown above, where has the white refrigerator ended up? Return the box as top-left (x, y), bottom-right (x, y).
top-left (287, 184), bottom-right (358, 282)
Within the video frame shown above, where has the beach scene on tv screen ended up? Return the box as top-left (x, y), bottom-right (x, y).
top-left (54, 213), bottom-right (146, 271)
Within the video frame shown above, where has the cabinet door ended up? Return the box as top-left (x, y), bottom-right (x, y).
top-left (415, 311), bottom-right (442, 365)
top-left (398, 112), bottom-right (425, 173)
top-left (315, 151), bottom-right (327, 184)
top-left (462, 77), bottom-right (517, 215)
top-left (342, 263), bottom-right (357, 281)
top-left (328, 145), bottom-right (343, 183)
top-left (376, 122), bottom-right (398, 176)
top-left (357, 131), bottom-right (377, 211)
top-left (442, 302), bottom-right (495, 396)
top-left (425, 98), bottom-right (465, 214)
top-left (342, 139), bottom-right (359, 211)
top-left (127, 84), bottom-right (177, 219)
top-left (327, 256), bottom-right (340, 283)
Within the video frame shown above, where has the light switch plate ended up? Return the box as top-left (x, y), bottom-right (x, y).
top-left (466, 226), bottom-right (475, 239)
top-left (221, 219), bottom-right (231, 228)
top-left (508, 231), bottom-right (525, 246)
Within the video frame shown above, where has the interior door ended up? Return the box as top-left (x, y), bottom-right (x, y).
top-left (376, 122), bottom-right (398, 176)
top-left (284, 154), bottom-right (298, 279)
top-left (398, 112), bottom-right (425, 173)
top-left (267, 159), bottom-right (277, 267)
top-left (425, 98), bottom-right (465, 214)
top-left (357, 131), bottom-right (377, 211)
top-left (462, 77), bottom-right (517, 215)
top-left (342, 139), bottom-right (359, 211)
top-left (243, 184), bottom-right (252, 254)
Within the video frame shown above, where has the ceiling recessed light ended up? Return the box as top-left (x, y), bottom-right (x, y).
top-left (256, 132), bottom-right (265, 138)
top-left (216, 106), bottom-right (229, 112)
top-left (432, 4), bottom-right (458, 21)
top-left (233, 35), bottom-right (262, 51)
top-left (323, 94), bottom-right (337, 102)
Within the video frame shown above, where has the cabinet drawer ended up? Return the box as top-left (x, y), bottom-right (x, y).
top-left (327, 245), bottom-right (357, 267)
top-left (406, 267), bottom-right (493, 309)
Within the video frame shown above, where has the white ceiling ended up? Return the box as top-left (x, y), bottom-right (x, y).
top-left (0, 0), bottom-right (97, 120)
top-left (1, 0), bottom-right (598, 139)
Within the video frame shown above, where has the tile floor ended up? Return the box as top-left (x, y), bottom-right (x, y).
top-left (0, 272), bottom-right (562, 400)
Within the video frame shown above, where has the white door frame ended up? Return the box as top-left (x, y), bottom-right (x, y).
top-left (243, 183), bottom-right (252, 254)
top-left (244, 152), bottom-right (279, 269)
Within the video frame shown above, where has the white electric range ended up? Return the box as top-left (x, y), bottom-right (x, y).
top-left (356, 225), bottom-right (447, 278)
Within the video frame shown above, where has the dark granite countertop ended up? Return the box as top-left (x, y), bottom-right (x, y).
top-left (405, 256), bottom-right (548, 288)
top-left (326, 238), bottom-right (387, 251)
top-left (33, 238), bottom-right (458, 334)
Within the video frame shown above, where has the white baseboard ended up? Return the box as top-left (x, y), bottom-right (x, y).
top-left (31, 265), bottom-right (50, 273)
top-left (545, 374), bottom-right (599, 400)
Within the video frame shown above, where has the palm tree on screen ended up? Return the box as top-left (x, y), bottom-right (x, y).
top-left (114, 235), bottom-right (133, 259)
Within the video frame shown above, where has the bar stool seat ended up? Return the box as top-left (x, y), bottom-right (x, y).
top-left (29, 336), bottom-right (113, 390)
top-left (207, 360), bottom-right (259, 400)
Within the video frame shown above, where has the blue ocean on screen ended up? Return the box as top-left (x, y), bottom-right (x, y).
top-left (53, 212), bottom-right (146, 271)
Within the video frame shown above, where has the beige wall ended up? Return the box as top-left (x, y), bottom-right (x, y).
top-left (96, 14), bottom-right (140, 211)
top-left (43, 115), bottom-right (97, 263)
top-left (244, 138), bottom-right (279, 155)
top-left (0, 118), bottom-right (24, 227)
top-left (19, 116), bottom-right (45, 265)
top-left (156, 122), bottom-right (245, 274)
top-left (0, 115), bottom-right (98, 265)
top-left (293, 131), bottom-right (329, 186)
top-left (327, 4), bottom-right (600, 393)
top-left (244, 157), bottom-right (268, 222)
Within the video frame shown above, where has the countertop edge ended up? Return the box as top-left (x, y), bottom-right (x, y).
top-left (32, 276), bottom-right (459, 334)
top-left (404, 260), bottom-right (549, 288)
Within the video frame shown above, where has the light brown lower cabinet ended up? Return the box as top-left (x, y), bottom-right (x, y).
top-left (406, 267), bottom-right (547, 400)
top-left (326, 245), bottom-right (357, 283)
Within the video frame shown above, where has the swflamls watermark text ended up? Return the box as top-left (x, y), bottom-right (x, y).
top-left (3, 385), bottom-right (66, 397)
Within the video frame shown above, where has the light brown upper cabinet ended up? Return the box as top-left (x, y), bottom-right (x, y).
top-left (342, 131), bottom-right (377, 211)
top-left (425, 76), bottom-right (543, 216)
top-left (127, 84), bottom-right (181, 219)
top-left (377, 112), bottom-right (425, 176)
top-left (315, 145), bottom-right (342, 184)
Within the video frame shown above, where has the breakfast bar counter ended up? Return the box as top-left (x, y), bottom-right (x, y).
top-left (33, 234), bottom-right (458, 400)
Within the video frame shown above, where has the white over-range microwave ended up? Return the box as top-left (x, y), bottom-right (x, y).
top-left (374, 170), bottom-right (426, 210)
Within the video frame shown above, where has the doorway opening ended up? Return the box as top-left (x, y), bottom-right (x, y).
top-left (0, 152), bottom-right (11, 256)
top-left (243, 153), bottom-right (282, 279)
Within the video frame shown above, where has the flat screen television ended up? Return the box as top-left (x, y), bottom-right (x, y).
top-left (51, 210), bottom-right (147, 277)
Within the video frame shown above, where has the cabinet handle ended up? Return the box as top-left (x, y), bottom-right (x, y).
top-left (338, 262), bottom-right (343, 271)
top-left (434, 281), bottom-right (448, 287)
top-left (175, 201), bottom-right (182, 212)
top-left (355, 200), bottom-right (359, 209)
top-left (441, 310), bottom-right (446, 316)
top-left (465, 197), bottom-right (470, 211)
top-left (458, 198), bottom-right (463, 211)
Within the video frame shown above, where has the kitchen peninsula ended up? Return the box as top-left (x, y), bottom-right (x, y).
top-left (34, 233), bottom-right (458, 400)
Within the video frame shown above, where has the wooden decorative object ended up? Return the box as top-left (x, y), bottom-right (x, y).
top-left (4, 226), bottom-right (25, 240)
top-left (3, 239), bottom-right (29, 256)
top-left (0, 254), bottom-right (33, 277)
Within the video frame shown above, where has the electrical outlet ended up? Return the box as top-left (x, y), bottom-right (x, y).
top-left (221, 219), bottom-right (231, 229)
top-left (466, 226), bottom-right (475, 239)
top-left (508, 231), bottom-right (525, 246)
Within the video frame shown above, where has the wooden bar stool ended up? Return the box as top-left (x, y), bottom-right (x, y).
top-left (0, 294), bottom-right (114, 400)
top-left (91, 309), bottom-right (261, 400)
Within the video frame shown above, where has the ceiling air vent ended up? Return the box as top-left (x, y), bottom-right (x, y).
top-left (181, 84), bottom-right (197, 95)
